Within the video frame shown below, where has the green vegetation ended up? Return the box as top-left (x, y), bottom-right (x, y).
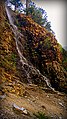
top-left (24, 2), bottom-right (53, 33)
top-left (62, 49), bottom-right (67, 71)
top-left (10, 0), bottom-right (53, 33)
top-left (34, 112), bottom-right (51, 119)
top-left (11, 53), bottom-right (17, 65)
top-left (44, 37), bottom-right (51, 49)
top-left (10, 0), bottom-right (21, 11)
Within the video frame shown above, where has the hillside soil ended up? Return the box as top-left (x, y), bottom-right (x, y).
top-left (0, 82), bottom-right (67, 119)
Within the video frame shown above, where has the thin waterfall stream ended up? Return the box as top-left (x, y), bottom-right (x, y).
top-left (5, 3), bottom-right (55, 91)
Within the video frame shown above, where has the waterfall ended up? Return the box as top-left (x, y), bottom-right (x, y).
top-left (5, 3), bottom-right (55, 91)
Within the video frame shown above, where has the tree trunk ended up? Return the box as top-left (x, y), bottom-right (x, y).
top-left (26, 0), bottom-right (31, 15)
top-left (15, 2), bottom-right (17, 11)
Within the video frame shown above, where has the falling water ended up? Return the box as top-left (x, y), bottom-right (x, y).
top-left (5, 3), bottom-right (55, 91)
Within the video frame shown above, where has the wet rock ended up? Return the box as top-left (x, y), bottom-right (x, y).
top-left (59, 117), bottom-right (62, 119)
top-left (58, 102), bottom-right (64, 107)
top-left (13, 103), bottom-right (28, 115)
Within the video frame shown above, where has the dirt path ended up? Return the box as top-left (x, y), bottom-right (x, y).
top-left (0, 82), bottom-right (67, 119)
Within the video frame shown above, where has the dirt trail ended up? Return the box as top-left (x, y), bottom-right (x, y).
top-left (0, 82), bottom-right (67, 119)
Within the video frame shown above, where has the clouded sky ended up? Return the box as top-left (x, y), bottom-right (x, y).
top-left (21, 0), bottom-right (67, 47)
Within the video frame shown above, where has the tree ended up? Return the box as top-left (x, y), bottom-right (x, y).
top-left (25, 1), bottom-right (54, 33)
top-left (26, 0), bottom-right (31, 9)
top-left (10, 0), bottom-right (54, 33)
top-left (10, 0), bottom-right (22, 11)
top-left (26, 0), bottom-right (31, 15)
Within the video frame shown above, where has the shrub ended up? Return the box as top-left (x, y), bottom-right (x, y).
top-left (34, 112), bottom-right (51, 119)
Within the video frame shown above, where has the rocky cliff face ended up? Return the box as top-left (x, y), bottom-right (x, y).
top-left (16, 14), bottom-right (67, 92)
top-left (0, 0), bottom-right (21, 87)
top-left (1, 0), bottom-right (66, 93)
top-left (0, 1), bottom-right (67, 119)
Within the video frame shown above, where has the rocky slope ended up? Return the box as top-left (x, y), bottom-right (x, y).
top-left (16, 14), bottom-right (67, 92)
top-left (0, 0), bottom-right (67, 119)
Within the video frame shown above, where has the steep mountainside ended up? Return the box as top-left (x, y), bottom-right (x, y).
top-left (16, 14), bottom-right (67, 92)
top-left (0, 1), bottom-right (67, 119)
top-left (0, 0), bottom-right (24, 91)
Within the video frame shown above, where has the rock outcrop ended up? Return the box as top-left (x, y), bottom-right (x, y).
top-left (16, 14), bottom-right (67, 92)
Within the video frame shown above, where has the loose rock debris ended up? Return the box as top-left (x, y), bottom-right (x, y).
top-left (13, 103), bottom-right (28, 115)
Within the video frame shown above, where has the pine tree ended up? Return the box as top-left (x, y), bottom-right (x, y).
top-left (10, 0), bottom-right (21, 11)
top-left (25, 1), bottom-right (54, 33)
top-left (26, 0), bottom-right (31, 15)
top-left (10, 0), bottom-right (54, 33)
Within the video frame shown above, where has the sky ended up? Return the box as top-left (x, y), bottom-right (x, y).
top-left (21, 0), bottom-right (67, 48)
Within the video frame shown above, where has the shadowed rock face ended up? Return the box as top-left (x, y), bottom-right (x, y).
top-left (16, 14), bottom-right (67, 92)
